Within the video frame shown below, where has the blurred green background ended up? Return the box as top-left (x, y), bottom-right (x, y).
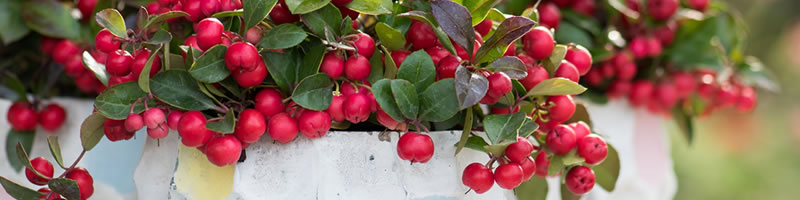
top-left (671, 0), bottom-right (800, 199)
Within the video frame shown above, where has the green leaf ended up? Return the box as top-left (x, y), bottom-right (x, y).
top-left (518, 117), bottom-right (538, 138)
top-left (144, 11), bottom-right (189, 29)
top-left (94, 9), bottom-right (128, 39)
top-left (483, 112), bottom-right (527, 144)
top-left (542, 44), bottom-right (568, 76)
top-left (485, 8), bottom-right (507, 21)
top-left (81, 51), bottom-right (110, 87)
top-left (397, 11), bottom-right (457, 55)
top-left (291, 74), bottom-right (333, 111)
top-left (80, 112), bottom-right (106, 151)
top-left (189, 45), bottom-right (230, 83)
top-left (139, 46), bottom-right (163, 93)
top-left (219, 77), bottom-right (244, 99)
top-left (346, 0), bottom-right (393, 15)
top-left (143, 30), bottom-right (172, 45)
top-left (525, 78), bottom-right (586, 97)
top-left (430, 0), bottom-right (475, 60)
top-left (561, 149), bottom-right (585, 166)
top-left (136, 6), bottom-right (149, 30)
top-left (396, 50), bottom-right (436, 93)
top-left (340, 17), bottom-right (355, 36)
top-left (515, 176), bottom-right (548, 200)
top-left (206, 111), bottom-right (235, 134)
top-left (15, 142), bottom-right (40, 178)
top-left (737, 57), bottom-right (780, 93)
top-left (474, 16), bottom-right (536, 64)
top-left (286, 0), bottom-right (331, 14)
top-left (46, 136), bottom-right (65, 169)
top-left (244, 0), bottom-right (278, 31)
top-left (554, 22), bottom-right (592, 49)
top-left (21, 0), bottom-right (80, 40)
top-left (455, 108), bottom-right (474, 154)
top-left (367, 49), bottom-right (385, 84)
top-left (258, 24), bottom-right (308, 49)
top-left (372, 79), bottom-right (406, 122)
top-left (0, 176), bottom-right (42, 200)
top-left (0, 0), bottom-right (30, 44)
top-left (390, 80), bottom-right (419, 119)
top-left (261, 51), bottom-right (298, 93)
top-left (483, 139), bottom-right (514, 155)
top-left (150, 70), bottom-right (218, 111)
top-left (48, 178), bottom-right (81, 200)
top-left (1, 73), bottom-right (27, 102)
top-left (418, 78), bottom-right (460, 122)
top-left (5, 130), bottom-right (33, 171)
top-left (300, 4), bottom-right (342, 37)
top-left (672, 107), bottom-right (694, 144)
top-left (465, 0), bottom-right (500, 25)
top-left (547, 154), bottom-right (565, 176)
top-left (463, 135), bottom-right (488, 153)
top-left (212, 10), bottom-right (244, 18)
top-left (375, 22), bottom-right (406, 51)
top-left (381, 46), bottom-right (398, 79)
top-left (487, 56), bottom-right (527, 79)
top-left (454, 66), bottom-right (488, 109)
top-left (560, 182), bottom-right (582, 200)
top-left (94, 82), bottom-right (149, 119)
top-left (592, 144), bottom-right (620, 191)
top-left (298, 41), bottom-right (327, 80)
top-left (564, 103), bottom-right (592, 127)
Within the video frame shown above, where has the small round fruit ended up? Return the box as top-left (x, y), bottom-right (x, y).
top-left (577, 135), bottom-right (608, 165)
top-left (38, 104), bottom-right (66, 132)
top-left (654, 81), bottom-right (678, 108)
top-left (520, 64), bottom-right (549, 90)
top-left (534, 151), bottom-right (550, 177)
top-left (245, 27), bottom-right (262, 44)
top-left (94, 29), bottom-right (120, 53)
top-left (143, 108), bottom-right (166, 129)
top-left (519, 157), bottom-right (536, 181)
top-left (607, 80), bottom-right (632, 99)
top-left (234, 109), bottom-right (267, 144)
top-left (474, 20), bottom-right (492, 36)
top-left (407, 21), bottom-right (439, 50)
top-left (106, 50), bottom-right (134, 76)
top-left (343, 93), bottom-right (371, 123)
top-left (125, 113), bottom-right (145, 132)
top-left (565, 46), bottom-right (592, 75)
top-left (554, 61), bottom-right (580, 82)
top-left (177, 111), bottom-right (212, 147)
top-left (269, 0), bottom-right (299, 24)
top-left (196, 18), bottom-right (224, 51)
top-left (331, 0), bottom-right (353, 6)
top-left (396, 132), bottom-right (435, 163)
top-left (546, 124), bottom-right (577, 155)
top-left (267, 112), bottom-right (298, 144)
top-left (425, 47), bottom-right (451, 66)
top-left (462, 163), bottom-right (494, 194)
top-left (8, 102), bottom-right (38, 131)
top-left (687, 0), bottom-right (708, 11)
top-left (131, 49), bottom-right (163, 78)
top-left (77, 0), bottom-right (98, 20)
top-left (377, 108), bottom-right (406, 130)
top-left (25, 157), bottom-right (54, 185)
top-left (523, 27), bottom-right (555, 60)
top-left (504, 137), bottom-right (534, 163)
top-left (565, 166), bottom-right (595, 195)
top-left (255, 88), bottom-right (285, 119)
top-left (628, 80), bottom-right (654, 107)
top-left (167, 110), bottom-right (183, 130)
top-left (390, 51), bottom-right (411, 67)
top-left (52, 40), bottom-right (81, 64)
top-left (344, 55), bottom-right (371, 81)
top-left (320, 52), bottom-right (345, 79)
top-left (568, 121), bottom-right (591, 140)
top-left (205, 136), bottom-right (243, 166)
top-left (487, 72), bottom-right (512, 98)
top-left (436, 55), bottom-right (461, 80)
top-left (647, 0), bottom-right (678, 21)
top-left (232, 59), bottom-right (268, 87)
top-left (537, 3), bottom-right (561, 29)
top-left (353, 33), bottom-right (375, 58)
top-left (225, 42), bottom-right (261, 72)
top-left (298, 110), bottom-right (331, 139)
top-left (546, 95), bottom-right (576, 123)
top-left (147, 123), bottom-right (169, 139)
top-left (494, 163), bottom-right (524, 189)
top-left (327, 95), bottom-right (346, 122)
top-left (37, 188), bottom-right (61, 200)
top-left (629, 36), bottom-right (648, 59)
top-left (65, 168), bottom-right (94, 200)
top-left (104, 119), bottom-right (135, 141)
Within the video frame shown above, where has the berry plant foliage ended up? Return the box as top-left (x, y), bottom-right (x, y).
top-left (0, 0), bottom-right (769, 199)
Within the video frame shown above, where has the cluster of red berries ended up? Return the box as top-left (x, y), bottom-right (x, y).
top-left (25, 157), bottom-right (94, 200)
top-left (145, 0), bottom-right (242, 22)
top-left (94, 28), bottom-right (164, 88)
top-left (40, 38), bottom-right (107, 94)
top-left (7, 102), bottom-right (66, 133)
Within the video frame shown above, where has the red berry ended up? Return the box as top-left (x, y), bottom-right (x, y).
top-left (331, 0), bottom-right (353, 6)
top-left (131, 49), bottom-right (163, 79)
top-left (565, 166), bottom-right (595, 195)
top-left (234, 109), bottom-right (267, 143)
top-left (716, 84), bottom-right (738, 107)
top-left (607, 80), bottom-right (632, 99)
top-left (232, 59), bottom-right (268, 87)
top-left (425, 47), bottom-right (451, 66)
top-left (143, 108), bottom-right (166, 129)
top-left (353, 33), bottom-right (376, 58)
top-left (390, 51), bottom-right (411, 67)
top-left (523, 27), bottom-right (555, 60)
top-left (167, 110), bottom-right (183, 130)
top-left (337, 4), bottom-right (359, 19)
top-left (628, 80), bottom-right (654, 107)
top-left (736, 85), bottom-right (757, 112)
top-left (104, 119), bottom-right (135, 141)
top-left (519, 157), bottom-right (536, 181)
top-left (267, 112), bottom-right (298, 143)
top-left (327, 95), bottom-right (346, 122)
top-left (377, 108), bottom-right (405, 130)
top-left (654, 81), bottom-right (678, 108)
top-left (537, 3), bottom-right (561, 29)
top-left (475, 20), bottom-right (492, 36)
top-left (8, 102), bottom-right (38, 131)
top-left (340, 81), bottom-right (367, 96)
top-left (546, 124), bottom-right (577, 155)
top-left (615, 62), bottom-right (637, 81)
top-left (551, 0), bottom-right (575, 7)
top-left (298, 110), bottom-right (331, 139)
top-left (25, 157), bottom-right (54, 185)
top-left (671, 71), bottom-right (696, 99)
top-left (220, 0), bottom-right (243, 11)
top-left (554, 61), bottom-right (580, 82)
top-left (546, 95), bottom-right (576, 123)
top-left (65, 168), bottom-right (94, 200)
top-left (487, 73), bottom-right (512, 98)
top-left (40, 37), bottom-right (59, 56)
top-left (645, 36), bottom-right (662, 57)
top-left (629, 36), bottom-right (648, 59)
top-left (577, 135), bottom-right (608, 165)
top-left (52, 40), bottom-right (81, 64)
top-left (182, 0), bottom-right (205, 22)
top-left (534, 151), bottom-right (550, 177)
top-left (568, 121), bottom-right (591, 141)
top-left (106, 50), bottom-right (134, 76)
top-left (76, 0), bottom-right (98, 20)
top-left (255, 88), bottom-right (286, 119)
top-left (184, 35), bottom-right (202, 52)
top-left (565, 46), bottom-right (592, 75)
top-left (269, 0), bottom-right (299, 24)
top-left (177, 111), bottom-right (212, 147)
top-left (205, 136), bottom-right (242, 166)
top-left (37, 188), bottom-right (61, 200)
top-left (225, 42), bottom-right (261, 72)
top-left (200, 0), bottom-right (219, 17)
top-left (462, 163), bottom-right (494, 194)
top-left (320, 52), bottom-right (345, 79)
top-left (245, 27), bottom-right (262, 44)
top-left (494, 163), bottom-right (524, 189)
top-left (519, 64), bottom-right (549, 91)
top-left (436, 55), bottom-right (461, 80)
top-left (454, 39), bottom-right (480, 60)
top-left (38, 104), bottom-right (66, 132)
top-left (505, 137), bottom-right (534, 163)
top-left (687, 0), bottom-right (709, 11)
top-left (125, 113), bottom-right (144, 132)
top-left (343, 93), bottom-right (371, 123)
top-left (479, 92), bottom-right (501, 105)
top-left (344, 55), bottom-right (371, 81)
top-left (95, 29), bottom-right (120, 53)
top-left (647, 0), bottom-right (678, 21)
top-left (396, 132), bottom-right (435, 163)
top-left (147, 123), bottom-right (169, 139)
top-left (108, 72), bottom-right (137, 87)
top-left (196, 18), bottom-right (224, 51)
top-left (407, 21), bottom-right (439, 50)
top-left (572, 0), bottom-right (596, 16)
top-left (504, 42), bottom-right (517, 56)
top-left (654, 23), bottom-right (677, 46)
top-left (62, 54), bottom-right (87, 77)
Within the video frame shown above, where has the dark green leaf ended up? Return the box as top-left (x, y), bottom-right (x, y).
top-left (525, 78), bottom-right (586, 97)
top-left (483, 140), bottom-right (514, 155)
top-left (139, 46), bottom-right (163, 92)
top-left (1, 73), bottom-right (27, 102)
top-left (286, 0), bottom-right (331, 14)
top-left (431, 0), bottom-right (475, 60)
top-left (189, 45), bottom-right (229, 83)
top-left (433, 110), bottom-right (463, 130)
top-left (454, 108), bottom-right (474, 154)
top-left (346, 0), bottom-right (393, 15)
top-left (554, 22), bottom-right (592, 49)
top-left (244, 0), bottom-right (278, 31)
top-left (390, 80), bottom-right (419, 119)
top-left (21, 0), bottom-right (80, 40)
top-left (340, 17), bottom-right (355, 36)
top-left (219, 77), bottom-right (244, 99)
top-left (418, 78), bottom-right (460, 122)
top-left (212, 10), bottom-right (244, 18)
top-left (48, 178), bottom-right (81, 200)
top-left (144, 11), bottom-right (189, 29)
top-left (396, 50), bottom-right (436, 93)
top-left (483, 112), bottom-right (527, 144)
top-left (261, 51), bottom-right (298, 92)
top-left (46, 136), bottom-right (65, 169)
top-left (138, 7), bottom-right (149, 30)
top-left (454, 66), bottom-right (488, 109)
top-left (0, 176), bottom-right (42, 200)
top-left (151, 70), bottom-right (218, 110)
top-left (5, 130), bottom-right (33, 171)
top-left (463, 135), bottom-right (488, 153)
top-left (488, 56), bottom-right (527, 79)
top-left (593, 144), bottom-right (620, 191)
top-left (298, 41), bottom-right (327, 80)
top-left (672, 107), bottom-right (694, 144)
top-left (81, 51), bottom-right (110, 87)
top-left (381, 46), bottom-right (398, 79)
top-left (518, 117), bottom-right (538, 138)
top-left (565, 103), bottom-right (592, 127)
top-left (375, 22), bottom-right (406, 51)
top-left (542, 44), bottom-right (568, 76)
top-left (300, 4), bottom-right (341, 37)
top-left (258, 24), bottom-right (308, 49)
top-left (206, 111), bottom-right (235, 134)
top-left (474, 16), bottom-right (536, 64)
top-left (143, 30), bottom-right (172, 45)
top-left (560, 182), bottom-right (582, 200)
top-left (397, 11), bottom-right (457, 55)
top-left (0, 0), bottom-right (30, 44)
top-left (80, 112), bottom-right (106, 151)
top-left (515, 176), bottom-right (548, 200)
top-left (367, 49), bottom-right (385, 84)
top-left (94, 9), bottom-right (127, 39)
top-left (737, 57), bottom-right (780, 93)
top-left (95, 82), bottom-right (149, 119)
top-left (372, 79), bottom-right (405, 121)
top-left (291, 74), bottom-right (333, 111)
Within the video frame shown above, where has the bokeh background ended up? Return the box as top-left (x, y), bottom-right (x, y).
top-left (670, 0), bottom-right (800, 199)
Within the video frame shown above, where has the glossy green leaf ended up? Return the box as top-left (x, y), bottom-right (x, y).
top-left (372, 79), bottom-right (406, 122)
top-left (525, 78), bottom-right (586, 97)
top-left (554, 22), bottom-right (592, 49)
top-left (0, 177), bottom-right (42, 200)
top-left (151, 70), bottom-right (218, 111)
top-left (565, 103), bottom-right (592, 127)
top-left (542, 44), bottom-right (567, 75)
top-left (291, 73), bottom-right (333, 111)
top-left (483, 140), bottom-right (514, 155)
top-left (1, 73), bottom-right (27, 102)
top-left (390, 80), bottom-right (419, 119)
top-left (560, 182), bottom-right (582, 200)
top-left (518, 116), bottom-right (538, 138)
top-left (547, 154), bottom-right (565, 176)
top-left (94, 9), bottom-right (127, 39)
top-left (483, 112), bottom-right (527, 144)
top-left (212, 10), bottom-right (244, 18)
top-left (396, 50), bottom-right (436, 93)
top-left (381, 46), bottom-right (398, 79)
top-left (80, 112), bottom-right (106, 151)
top-left (515, 176), bottom-right (548, 200)
top-left (143, 30), bottom-right (172, 45)
top-left (593, 144), bottom-right (620, 191)
top-left (258, 24), bottom-right (308, 49)
top-left (48, 178), bottom-right (81, 200)
top-left (347, 0), bottom-right (393, 15)
top-left (189, 45), bottom-right (229, 83)
top-left (300, 4), bottom-right (342, 37)
top-left (244, 0), bottom-right (278, 31)
top-left (465, 0), bottom-right (500, 25)
top-left (367, 49), bottom-right (385, 84)
top-left (81, 51), bottom-right (110, 87)
top-left (454, 66), bottom-right (488, 109)
top-left (5, 130), bottom-right (33, 171)
top-left (462, 135), bottom-right (488, 153)
top-left (486, 8), bottom-right (507, 21)
top-left (418, 78), bottom-right (460, 122)
top-left (144, 11), bottom-right (189, 29)
top-left (298, 41), bottom-right (327, 80)
top-left (288, 0), bottom-right (332, 14)
top-left (46, 136), bottom-right (65, 169)
top-left (95, 82), bottom-right (149, 119)
top-left (21, 0), bottom-right (80, 40)
top-left (375, 22), bottom-right (406, 50)
top-left (454, 108), bottom-right (474, 154)
top-left (0, 0), bottom-right (30, 44)
top-left (261, 51), bottom-right (297, 93)
top-left (139, 46), bottom-right (163, 92)
top-left (474, 16), bottom-right (536, 64)
top-left (431, 0), bottom-right (475, 60)
top-left (488, 56), bottom-right (527, 79)
top-left (206, 111), bottom-right (235, 134)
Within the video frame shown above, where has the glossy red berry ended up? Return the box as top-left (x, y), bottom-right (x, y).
top-left (220, 0), bottom-right (243, 11)
top-left (390, 51), bottom-right (411, 67)
top-left (565, 166), bottom-right (595, 195)
top-left (487, 72), bottom-right (512, 98)
top-left (343, 93), bottom-right (371, 123)
top-left (225, 42), bottom-right (261, 72)
top-left (353, 33), bottom-right (376, 58)
top-left (232, 59), bottom-right (268, 87)
top-left (245, 27), bottom-right (263, 44)
top-left (554, 61), bottom-right (580, 83)
top-left (147, 123), bottom-right (169, 139)
top-left (546, 124), bottom-right (577, 155)
top-left (8, 102), bottom-right (37, 131)
top-left (647, 0), bottom-right (678, 21)
top-left (125, 113), bottom-right (144, 132)
top-left (407, 21), bottom-right (439, 50)
top-left (607, 80), bottom-right (631, 99)
top-left (177, 111), bottom-right (212, 147)
top-left (616, 62), bottom-right (637, 81)
top-left (397, 132), bottom-right (435, 163)
top-left (106, 50), bottom-right (134, 76)
top-left (331, 0), bottom-right (353, 6)
top-left (255, 88), bottom-right (285, 119)
top-left (267, 112), bottom-right (298, 144)
top-left (537, 3), bottom-right (561, 29)
top-left (551, 0), bottom-right (575, 7)
top-left (205, 136), bottom-right (242, 166)
top-left (143, 108), bottom-right (166, 129)
top-left (344, 55), bottom-right (371, 81)
top-left (519, 64), bottom-right (549, 91)
top-left (505, 137), bottom-right (534, 163)
top-left (104, 119), bottom-right (135, 141)
top-left (494, 163), bottom-right (524, 189)
top-left (337, 4), bottom-right (359, 19)
top-left (131, 49), bottom-right (163, 79)
top-left (298, 110), bottom-right (331, 139)
top-left (654, 81), bottom-right (678, 108)
top-left (671, 71), bottom-right (696, 99)
top-left (95, 29), bottom-right (120, 53)
top-left (37, 104), bottom-right (66, 132)
top-left (568, 121), bottom-right (591, 141)
top-left (108, 72), bottom-right (137, 87)
top-left (234, 109), bottom-right (267, 144)
top-left (167, 110), bottom-right (183, 130)
top-left (327, 95), bottom-right (346, 122)
top-left (475, 20), bottom-right (492, 36)
top-left (436, 55), bottom-right (461, 80)
top-left (52, 40), bottom-right (81, 64)
top-left (320, 52), bottom-right (345, 79)
top-left (736, 85), bottom-right (757, 112)
top-left (377, 108), bottom-right (405, 130)
top-left (37, 188), bottom-right (61, 200)
top-left (77, 0), bottom-right (98, 20)
top-left (462, 163), bottom-right (494, 194)
top-left (687, 0), bottom-right (709, 11)
top-left (65, 168), bottom-right (94, 200)
top-left (454, 39), bottom-right (480, 60)
top-left (25, 157), bottom-right (54, 185)
top-left (519, 157), bottom-right (536, 181)
top-left (534, 151), bottom-right (550, 177)
top-left (628, 80), bottom-right (654, 107)
top-left (546, 95), bottom-right (576, 123)
top-left (425, 47), bottom-right (451, 66)
top-left (629, 36), bottom-right (648, 59)
top-left (577, 135), bottom-right (608, 165)
top-left (200, 0), bottom-right (219, 17)
top-left (565, 46), bottom-right (592, 75)
top-left (523, 27), bottom-right (555, 60)
top-left (196, 18), bottom-right (224, 51)
top-left (645, 36), bottom-right (662, 57)
top-left (654, 23), bottom-right (677, 46)
top-left (269, 0), bottom-right (299, 25)
top-left (572, 0), bottom-right (596, 16)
